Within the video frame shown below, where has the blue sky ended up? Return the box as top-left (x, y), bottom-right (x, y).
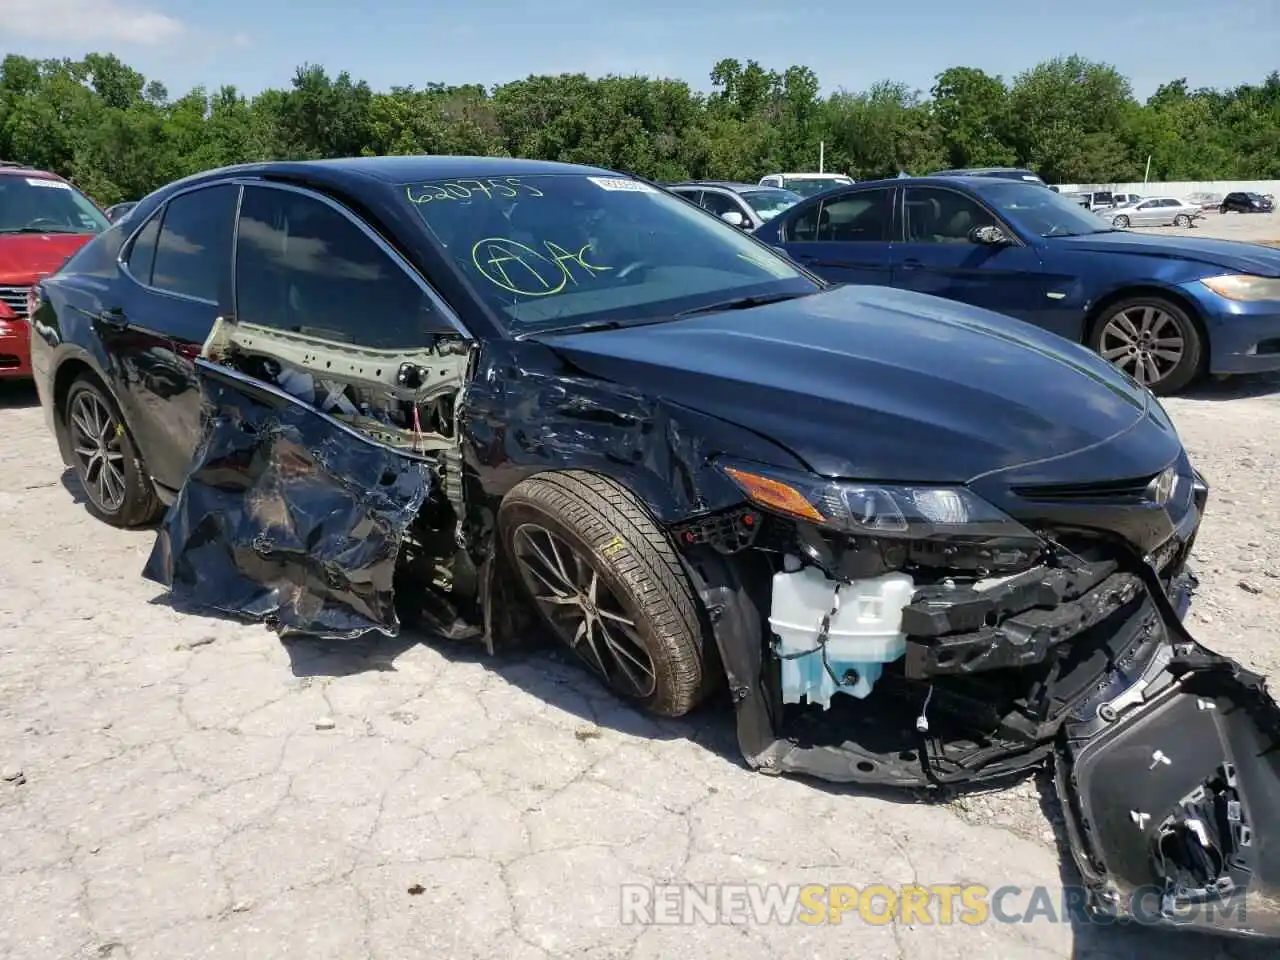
top-left (3, 0), bottom-right (1277, 101)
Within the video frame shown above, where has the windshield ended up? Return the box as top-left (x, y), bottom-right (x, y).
top-left (0, 176), bottom-right (109, 235)
top-left (783, 177), bottom-right (852, 198)
top-left (740, 188), bottom-right (802, 219)
top-left (405, 174), bottom-right (817, 335)
top-left (979, 181), bottom-right (1115, 237)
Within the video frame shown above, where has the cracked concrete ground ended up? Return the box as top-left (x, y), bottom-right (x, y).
top-left (3, 371), bottom-right (1280, 956)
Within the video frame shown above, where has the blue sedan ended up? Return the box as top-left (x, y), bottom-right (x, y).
top-left (753, 175), bottom-right (1280, 394)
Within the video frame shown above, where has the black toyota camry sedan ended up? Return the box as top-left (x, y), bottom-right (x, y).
top-left (26, 156), bottom-right (1280, 939)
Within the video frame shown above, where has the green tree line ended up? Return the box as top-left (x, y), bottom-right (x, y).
top-left (2, 51), bottom-right (1278, 206)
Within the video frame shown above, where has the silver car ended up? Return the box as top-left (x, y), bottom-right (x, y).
top-left (665, 181), bottom-right (803, 230)
top-left (1109, 196), bottom-right (1202, 229)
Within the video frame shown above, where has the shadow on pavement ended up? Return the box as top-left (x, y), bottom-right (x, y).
top-left (1180, 372), bottom-right (1280, 402)
top-left (0, 379), bottom-right (38, 408)
top-left (59, 467), bottom-right (88, 506)
top-left (280, 623), bottom-right (747, 764)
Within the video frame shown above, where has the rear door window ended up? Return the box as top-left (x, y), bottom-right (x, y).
top-left (788, 190), bottom-right (892, 242)
top-left (150, 184), bottom-right (238, 302)
top-left (125, 213), bottom-right (161, 285)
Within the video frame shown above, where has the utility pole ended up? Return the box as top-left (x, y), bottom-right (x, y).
top-left (819, 141), bottom-right (824, 173)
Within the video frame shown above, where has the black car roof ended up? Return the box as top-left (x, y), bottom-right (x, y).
top-left (271, 155), bottom-right (612, 183)
top-left (143, 155), bottom-right (618, 202)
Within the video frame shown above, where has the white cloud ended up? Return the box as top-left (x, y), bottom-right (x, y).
top-left (0, 0), bottom-right (184, 45)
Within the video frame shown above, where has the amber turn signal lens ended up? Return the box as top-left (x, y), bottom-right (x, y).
top-left (723, 467), bottom-right (826, 523)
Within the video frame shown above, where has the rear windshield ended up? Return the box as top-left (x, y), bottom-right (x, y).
top-left (404, 173), bottom-right (816, 335)
top-left (0, 175), bottom-right (109, 235)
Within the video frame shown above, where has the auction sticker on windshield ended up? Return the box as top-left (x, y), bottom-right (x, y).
top-left (587, 177), bottom-right (656, 193)
top-left (26, 178), bottom-right (70, 189)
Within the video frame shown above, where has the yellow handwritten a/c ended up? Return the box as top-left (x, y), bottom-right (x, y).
top-left (542, 241), bottom-right (612, 285)
top-left (471, 238), bottom-right (566, 297)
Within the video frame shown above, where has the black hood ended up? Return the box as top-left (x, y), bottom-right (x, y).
top-left (537, 285), bottom-right (1154, 484)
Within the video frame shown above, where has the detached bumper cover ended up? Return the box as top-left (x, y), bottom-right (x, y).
top-left (143, 361), bottom-right (432, 638)
top-left (1055, 563), bottom-right (1280, 938)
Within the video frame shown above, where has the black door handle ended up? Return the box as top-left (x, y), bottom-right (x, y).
top-left (95, 308), bottom-right (129, 329)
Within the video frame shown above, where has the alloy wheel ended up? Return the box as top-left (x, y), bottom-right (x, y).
top-left (512, 522), bottom-right (657, 699)
top-left (1098, 305), bottom-right (1185, 387)
top-left (69, 390), bottom-right (128, 513)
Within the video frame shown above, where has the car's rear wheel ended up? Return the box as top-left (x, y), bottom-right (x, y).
top-left (64, 376), bottom-right (161, 527)
top-left (1089, 296), bottom-right (1204, 395)
top-left (1219, 204), bottom-right (1229, 214)
top-left (1112, 215), bottom-right (1130, 228)
top-left (1173, 214), bottom-right (1192, 227)
top-left (498, 471), bottom-right (711, 717)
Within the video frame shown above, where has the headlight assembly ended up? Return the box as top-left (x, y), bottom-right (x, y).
top-left (1200, 274), bottom-right (1280, 302)
top-left (718, 459), bottom-right (1042, 547)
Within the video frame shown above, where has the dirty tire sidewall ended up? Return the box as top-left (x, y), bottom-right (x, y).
top-left (1089, 296), bottom-right (1204, 396)
top-left (65, 377), bottom-right (161, 528)
top-left (498, 471), bottom-right (709, 717)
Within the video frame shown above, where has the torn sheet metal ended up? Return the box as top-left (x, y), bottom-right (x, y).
top-left (143, 359), bottom-right (431, 638)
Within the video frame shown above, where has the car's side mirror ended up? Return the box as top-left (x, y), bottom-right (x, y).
top-left (970, 225), bottom-right (1010, 245)
top-left (720, 210), bottom-right (748, 228)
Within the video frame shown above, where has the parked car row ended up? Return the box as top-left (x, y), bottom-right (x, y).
top-left (18, 155), bottom-right (1280, 943)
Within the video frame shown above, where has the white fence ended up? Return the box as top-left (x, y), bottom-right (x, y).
top-left (1055, 180), bottom-right (1280, 197)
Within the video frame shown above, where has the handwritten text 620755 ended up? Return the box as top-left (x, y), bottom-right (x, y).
top-left (406, 179), bottom-right (544, 204)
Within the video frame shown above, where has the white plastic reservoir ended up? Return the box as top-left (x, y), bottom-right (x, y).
top-left (768, 565), bottom-right (916, 707)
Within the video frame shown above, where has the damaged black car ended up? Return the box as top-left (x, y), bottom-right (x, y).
top-left (27, 156), bottom-right (1280, 939)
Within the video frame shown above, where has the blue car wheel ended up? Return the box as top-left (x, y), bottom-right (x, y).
top-left (1088, 295), bottom-right (1204, 395)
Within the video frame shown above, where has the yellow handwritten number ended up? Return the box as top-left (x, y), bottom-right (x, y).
top-left (406, 178), bottom-right (542, 204)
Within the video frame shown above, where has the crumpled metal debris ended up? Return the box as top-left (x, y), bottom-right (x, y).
top-left (143, 361), bottom-right (431, 638)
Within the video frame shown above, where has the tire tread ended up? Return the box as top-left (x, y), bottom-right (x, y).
top-left (500, 470), bottom-right (709, 716)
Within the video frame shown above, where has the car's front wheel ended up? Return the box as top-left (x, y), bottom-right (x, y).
top-left (1089, 296), bottom-right (1204, 395)
top-left (499, 471), bottom-right (712, 717)
top-left (64, 376), bottom-right (161, 527)
top-left (1112, 215), bottom-right (1130, 228)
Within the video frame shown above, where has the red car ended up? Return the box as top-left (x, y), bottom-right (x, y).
top-left (0, 163), bottom-right (111, 379)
